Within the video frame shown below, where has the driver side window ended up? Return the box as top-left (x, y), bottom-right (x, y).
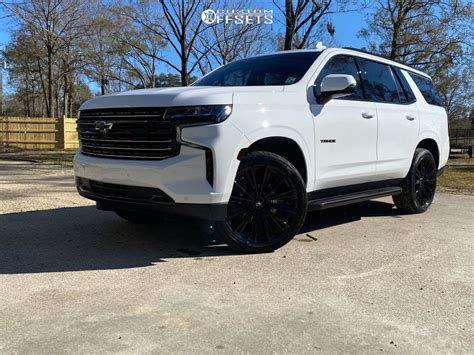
top-left (314, 55), bottom-right (364, 101)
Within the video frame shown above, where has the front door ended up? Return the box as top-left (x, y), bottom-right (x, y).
top-left (310, 54), bottom-right (378, 191)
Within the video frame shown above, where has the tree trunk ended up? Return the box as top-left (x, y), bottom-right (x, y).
top-left (181, 62), bottom-right (187, 86)
top-left (32, 87), bottom-right (36, 117)
top-left (47, 47), bottom-right (55, 118)
top-left (180, 37), bottom-right (187, 86)
top-left (37, 59), bottom-right (49, 117)
top-left (63, 74), bottom-right (68, 118)
top-left (390, 22), bottom-right (400, 59)
top-left (284, 0), bottom-right (294, 50)
top-left (180, 44), bottom-right (187, 85)
top-left (63, 90), bottom-right (69, 118)
top-left (101, 75), bottom-right (106, 95)
top-left (68, 86), bottom-right (73, 117)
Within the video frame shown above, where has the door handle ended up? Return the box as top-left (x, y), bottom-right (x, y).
top-left (361, 112), bottom-right (374, 119)
top-left (406, 115), bottom-right (416, 121)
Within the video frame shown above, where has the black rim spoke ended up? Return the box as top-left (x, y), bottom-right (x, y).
top-left (245, 168), bottom-right (258, 193)
top-left (226, 164), bottom-right (299, 247)
top-left (263, 217), bottom-right (273, 241)
top-left (227, 208), bottom-right (247, 220)
top-left (264, 179), bottom-right (288, 199)
top-left (269, 189), bottom-right (296, 201)
top-left (233, 181), bottom-right (255, 200)
top-left (235, 213), bottom-right (252, 234)
top-left (414, 156), bottom-right (436, 207)
top-left (269, 213), bottom-right (288, 232)
top-left (259, 166), bottom-right (272, 195)
top-left (270, 203), bottom-right (297, 215)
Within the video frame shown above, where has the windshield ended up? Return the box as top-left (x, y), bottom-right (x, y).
top-left (193, 52), bottom-right (322, 87)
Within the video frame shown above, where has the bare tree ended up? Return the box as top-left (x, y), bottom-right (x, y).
top-left (1, 0), bottom-right (94, 118)
top-left (3, 33), bottom-right (46, 116)
top-left (113, 0), bottom-right (209, 86)
top-left (359, 0), bottom-right (472, 67)
top-left (82, 4), bottom-right (125, 95)
top-left (274, 0), bottom-right (352, 50)
top-left (359, 0), bottom-right (473, 121)
top-left (112, 2), bottom-right (167, 89)
top-left (435, 64), bottom-right (473, 121)
top-left (158, 0), bottom-right (211, 85)
top-left (194, 0), bottom-right (274, 74)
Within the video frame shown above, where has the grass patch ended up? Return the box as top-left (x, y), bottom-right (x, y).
top-left (0, 150), bottom-right (76, 166)
top-left (438, 166), bottom-right (474, 195)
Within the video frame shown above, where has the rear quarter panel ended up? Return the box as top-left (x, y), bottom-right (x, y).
top-left (404, 73), bottom-right (449, 169)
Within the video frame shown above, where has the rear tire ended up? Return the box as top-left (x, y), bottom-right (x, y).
top-left (216, 151), bottom-right (307, 253)
top-left (115, 210), bottom-right (159, 224)
top-left (393, 148), bottom-right (437, 213)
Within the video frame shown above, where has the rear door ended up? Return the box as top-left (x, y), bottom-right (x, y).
top-left (357, 58), bottom-right (420, 180)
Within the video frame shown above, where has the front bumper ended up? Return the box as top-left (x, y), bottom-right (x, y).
top-left (73, 119), bottom-right (250, 219)
top-left (76, 177), bottom-right (227, 220)
top-left (74, 145), bottom-right (226, 204)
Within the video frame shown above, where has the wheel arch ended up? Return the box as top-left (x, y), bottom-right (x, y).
top-left (416, 138), bottom-right (440, 169)
top-left (242, 136), bottom-right (309, 185)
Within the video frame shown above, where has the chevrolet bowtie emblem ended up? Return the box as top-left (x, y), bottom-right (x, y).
top-left (95, 121), bottom-right (114, 134)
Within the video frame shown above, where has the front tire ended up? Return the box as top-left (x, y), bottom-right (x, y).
top-left (217, 151), bottom-right (307, 253)
top-left (393, 148), bottom-right (437, 213)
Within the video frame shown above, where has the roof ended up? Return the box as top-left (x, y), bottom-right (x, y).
top-left (257, 47), bottom-right (429, 78)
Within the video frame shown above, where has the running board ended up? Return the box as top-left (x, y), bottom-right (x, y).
top-left (308, 186), bottom-right (403, 211)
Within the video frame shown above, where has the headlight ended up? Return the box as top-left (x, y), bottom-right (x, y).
top-left (163, 105), bottom-right (232, 123)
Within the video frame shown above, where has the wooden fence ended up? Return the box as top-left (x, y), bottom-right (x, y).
top-left (63, 117), bottom-right (80, 149)
top-left (0, 116), bottom-right (79, 150)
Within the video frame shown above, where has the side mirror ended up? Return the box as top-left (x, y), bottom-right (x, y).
top-left (314, 74), bottom-right (357, 104)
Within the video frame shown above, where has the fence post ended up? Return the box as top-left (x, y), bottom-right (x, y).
top-left (55, 115), bottom-right (65, 149)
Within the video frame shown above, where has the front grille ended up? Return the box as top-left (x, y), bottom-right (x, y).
top-left (77, 108), bottom-right (179, 160)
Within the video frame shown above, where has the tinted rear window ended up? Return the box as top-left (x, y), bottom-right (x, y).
top-left (393, 67), bottom-right (416, 104)
top-left (409, 73), bottom-right (443, 107)
top-left (193, 52), bottom-right (321, 87)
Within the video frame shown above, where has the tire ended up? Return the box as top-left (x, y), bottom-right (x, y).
top-left (393, 148), bottom-right (437, 213)
top-left (115, 210), bottom-right (159, 224)
top-left (216, 151), bottom-right (307, 253)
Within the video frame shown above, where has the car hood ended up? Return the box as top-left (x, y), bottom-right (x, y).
top-left (80, 86), bottom-right (284, 110)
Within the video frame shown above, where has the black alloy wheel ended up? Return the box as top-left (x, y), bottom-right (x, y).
top-left (393, 148), bottom-right (437, 213)
top-left (414, 155), bottom-right (437, 208)
top-left (217, 151), bottom-right (307, 253)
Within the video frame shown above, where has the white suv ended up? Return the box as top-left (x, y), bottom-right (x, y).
top-left (74, 47), bottom-right (449, 253)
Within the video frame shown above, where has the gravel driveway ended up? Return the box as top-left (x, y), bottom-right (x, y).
top-left (0, 160), bottom-right (473, 353)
